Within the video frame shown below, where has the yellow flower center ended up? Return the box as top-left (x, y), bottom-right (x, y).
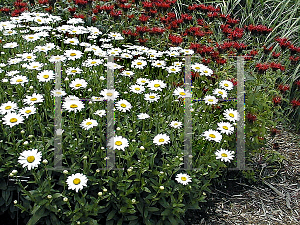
top-left (137, 62), bottom-right (142, 65)
top-left (154, 84), bottom-right (160, 87)
top-left (107, 93), bottom-right (113, 97)
top-left (27, 56), bottom-right (32, 59)
top-left (72, 30), bottom-right (77, 33)
top-left (141, 80), bottom-right (146, 83)
top-left (33, 66), bottom-right (38, 68)
top-left (208, 99), bottom-right (213, 102)
top-left (55, 57), bottom-right (61, 60)
top-left (229, 113), bottom-right (234, 118)
top-left (27, 156), bottom-right (35, 163)
top-left (37, 19), bottom-right (42, 22)
top-left (159, 138), bottom-right (164, 142)
top-left (126, 72), bottom-right (131, 75)
top-left (91, 61), bottom-right (97, 64)
top-left (174, 123), bottom-right (178, 125)
top-left (218, 91), bottom-right (223, 95)
top-left (221, 153), bottom-right (228, 157)
top-left (29, 37), bottom-right (34, 39)
top-left (157, 63), bottom-right (161, 65)
top-left (121, 103), bottom-right (126, 108)
top-left (223, 126), bottom-right (228, 130)
top-left (16, 79), bottom-right (23, 82)
top-left (195, 67), bottom-right (200, 70)
top-left (56, 92), bottom-right (61, 95)
top-left (171, 68), bottom-right (176, 71)
top-left (224, 84), bottom-right (229, 87)
top-left (70, 104), bottom-right (78, 108)
top-left (43, 75), bottom-right (49, 78)
top-left (111, 52), bottom-right (116, 55)
top-left (71, 70), bottom-right (77, 73)
top-left (5, 106), bottom-right (11, 110)
top-left (8, 31), bottom-right (13, 33)
top-left (86, 122), bottom-right (92, 125)
top-left (10, 118), bottom-right (17, 123)
top-left (149, 96), bottom-right (155, 99)
top-left (181, 177), bottom-right (187, 181)
top-left (70, 53), bottom-right (77, 56)
top-left (203, 70), bottom-right (208, 73)
top-left (70, 41), bottom-right (74, 43)
top-left (73, 178), bottom-right (81, 185)
top-left (180, 92), bottom-right (185, 96)
top-left (30, 98), bottom-right (37, 101)
top-left (75, 84), bottom-right (82, 87)
top-left (115, 141), bottom-right (122, 146)
top-left (25, 110), bottom-right (32, 114)
top-left (209, 134), bottom-right (216, 138)
top-left (135, 88), bottom-right (140, 90)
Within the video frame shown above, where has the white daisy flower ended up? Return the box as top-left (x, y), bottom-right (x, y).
top-left (202, 129), bottom-right (222, 142)
top-left (62, 100), bottom-right (85, 113)
top-left (2, 113), bottom-right (24, 127)
top-left (23, 34), bottom-right (40, 42)
top-left (132, 59), bottom-right (147, 69)
top-left (19, 106), bottom-right (36, 118)
top-left (173, 87), bottom-right (187, 98)
top-left (151, 60), bottom-right (166, 68)
top-left (166, 66), bottom-right (181, 73)
top-left (51, 89), bottom-right (67, 97)
top-left (65, 67), bottom-right (83, 75)
top-left (107, 32), bottom-right (124, 40)
top-left (107, 48), bottom-right (122, 56)
top-left (100, 89), bottom-right (120, 101)
top-left (137, 113), bottom-right (150, 119)
top-left (181, 49), bottom-right (194, 55)
top-left (166, 51), bottom-right (180, 57)
top-left (18, 149), bottom-right (42, 170)
top-left (108, 136), bottom-right (129, 151)
top-left (10, 75), bottom-right (28, 85)
top-left (66, 173), bottom-right (88, 192)
top-left (8, 58), bottom-right (22, 65)
top-left (191, 63), bottom-right (206, 72)
top-left (106, 62), bottom-right (123, 70)
top-left (64, 49), bottom-right (83, 60)
top-left (153, 133), bottom-right (170, 146)
top-left (91, 96), bottom-right (104, 102)
top-left (170, 121), bottom-right (182, 129)
top-left (175, 173), bottom-right (192, 185)
top-left (21, 53), bottom-right (36, 61)
top-left (173, 61), bottom-right (183, 67)
top-left (215, 149), bottom-right (235, 162)
top-left (23, 93), bottom-right (44, 105)
top-left (26, 61), bottom-right (44, 70)
top-left (120, 70), bottom-right (134, 77)
top-left (147, 80), bottom-right (167, 91)
top-left (213, 89), bottom-right (228, 98)
top-left (49, 55), bottom-right (66, 63)
top-left (83, 59), bottom-right (102, 67)
top-left (94, 110), bottom-right (106, 117)
top-left (144, 93), bottom-right (160, 102)
top-left (3, 42), bottom-right (18, 48)
top-left (64, 38), bottom-right (79, 45)
top-left (116, 99), bottom-right (132, 112)
top-left (69, 78), bottom-right (88, 90)
top-left (80, 118), bottom-right (98, 130)
top-left (0, 101), bottom-right (18, 115)
top-left (121, 53), bottom-right (133, 59)
top-left (200, 67), bottom-right (213, 76)
top-left (129, 85), bottom-right (145, 94)
top-left (37, 70), bottom-right (55, 82)
top-left (136, 78), bottom-right (150, 85)
top-left (217, 121), bottom-right (235, 135)
top-left (203, 95), bottom-right (218, 105)
top-left (101, 43), bottom-right (113, 49)
top-left (223, 109), bottom-right (240, 122)
top-left (219, 80), bottom-right (234, 91)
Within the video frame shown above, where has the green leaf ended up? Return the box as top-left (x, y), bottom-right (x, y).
top-left (168, 216), bottom-right (178, 225)
top-left (142, 187), bottom-right (151, 193)
top-left (147, 207), bottom-right (159, 212)
top-left (161, 209), bottom-right (171, 216)
top-left (27, 206), bottom-right (47, 225)
top-left (127, 216), bottom-right (138, 221)
top-left (106, 209), bottom-right (117, 221)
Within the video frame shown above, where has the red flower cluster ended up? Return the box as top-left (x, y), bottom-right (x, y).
top-left (110, 10), bottom-right (122, 18)
top-left (263, 45), bottom-right (273, 53)
top-left (288, 44), bottom-right (300, 55)
top-left (73, 14), bottom-right (85, 19)
top-left (269, 62), bottom-right (285, 71)
top-left (278, 84), bottom-right (290, 93)
top-left (229, 78), bottom-right (237, 86)
top-left (291, 99), bottom-right (300, 108)
top-left (74, 0), bottom-right (87, 6)
top-left (289, 56), bottom-right (300, 64)
top-left (169, 34), bottom-right (183, 45)
top-left (139, 14), bottom-right (150, 22)
top-left (275, 37), bottom-right (292, 49)
top-left (245, 24), bottom-right (272, 34)
top-left (270, 128), bottom-right (280, 135)
top-left (136, 26), bottom-right (149, 34)
top-left (246, 113), bottom-right (257, 123)
top-left (0, 7), bottom-right (10, 13)
top-left (272, 96), bottom-right (281, 105)
top-left (181, 13), bottom-right (193, 22)
top-left (294, 80), bottom-right (300, 87)
top-left (272, 52), bottom-right (280, 58)
top-left (188, 4), bottom-right (220, 12)
top-left (184, 27), bottom-right (205, 37)
top-left (122, 29), bottom-right (138, 37)
top-left (95, 4), bottom-right (114, 12)
top-left (14, 1), bottom-right (27, 8)
top-left (255, 63), bottom-right (270, 73)
top-left (149, 27), bottom-right (165, 34)
top-left (38, 0), bottom-right (48, 4)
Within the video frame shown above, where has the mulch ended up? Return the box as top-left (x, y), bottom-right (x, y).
top-left (184, 122), bottom-right (300, 224)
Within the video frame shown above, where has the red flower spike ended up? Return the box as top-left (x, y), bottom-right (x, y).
top-left (272, 52), bottom-right (281, 58)
top-left (272, 96), bottom-right (281, 105)
top-left (246, 113), bottom-right (257, 122)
